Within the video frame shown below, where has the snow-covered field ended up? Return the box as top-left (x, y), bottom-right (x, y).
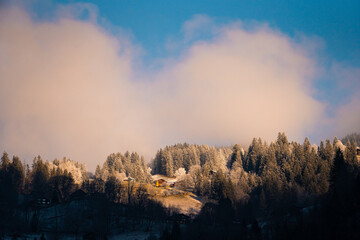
top-left (154, 192), bottom-right (201, 215)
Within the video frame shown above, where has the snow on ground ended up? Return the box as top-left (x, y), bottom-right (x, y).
top-left (153, 191), bottom-right (202, 215)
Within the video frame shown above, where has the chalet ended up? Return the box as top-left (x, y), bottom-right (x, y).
top-left (70, 189), bottom-right (87, 200)
top-left (154, 179), bottom-right (167, 187)
top-left (35, 190), bottom-right (62, 207)
top-left (37, 196), bottom-right (51, 207)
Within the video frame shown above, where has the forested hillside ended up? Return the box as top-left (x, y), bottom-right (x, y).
top-left (150, 133), bottom-right (360, 239)
top-left (0, 132), bottom-right (359, 239)
top-left (151, 133), bottom-right (358, 199)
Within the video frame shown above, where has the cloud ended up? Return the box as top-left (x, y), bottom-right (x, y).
top-left (56, 2), bottom-right (99, 23)
top-left (181, 14), bottom-right (215, 42)
top-left (331, 63), bottom-right (360, 93)
top-left (151, 25), bottom-right (324, 146)
top-left (333, 96), bottom-right (360, 136)
top-left (0, 5), bottom-right (357, 171)
top-left (329, 64), bottom-right (360, 137)
top-left (0, 6), bottom-right (151, 170)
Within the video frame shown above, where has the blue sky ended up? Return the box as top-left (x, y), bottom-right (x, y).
top-left (24, 0), bottom-right (359, 66)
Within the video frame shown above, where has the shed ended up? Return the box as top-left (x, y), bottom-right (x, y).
top-left (209, 170), bottom-right (217, 175)
top-left (123, 177), bottom-right (134, 182)
top-left (167, 213), bottom-right (191, 224)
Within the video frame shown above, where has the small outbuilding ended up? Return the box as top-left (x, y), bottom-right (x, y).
top-left (209, 170), bottom-right (217, 175)
top-left (123, 177), bottom-right (134, 182)
top-left (167, 213), bottom-right (191, 224)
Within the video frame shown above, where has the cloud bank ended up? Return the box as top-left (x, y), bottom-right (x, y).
top-left (0, 5), bottom-right (357, 170)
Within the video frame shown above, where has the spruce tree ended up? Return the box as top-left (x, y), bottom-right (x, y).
top-left (229, 144), bottom-right (242, 170)
top-left (0, 152), bottom-right (10, 171)
top-left (10, 156), bottom-right (25, 193)
top-left (95, 165), bottom-right (101, 179)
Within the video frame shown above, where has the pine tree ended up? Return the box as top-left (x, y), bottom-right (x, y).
top-left (275, 133), bottom-right (291, 177)
top-left (31, 156), bottom-right (49, 197)
top-left (10, 156), bottom-right (25, 193)
top-left (1, 152), bottom-right (10, 171)
top-left (95, 165), bottom-right (101, 179)
top-left (229, 144), bottom-right (243, 170)
top-left (261, 144), bottom-right (283, 203)
top-left (344, 141), bottom-right (358, 171)
top-left (163, 151), bottom-right (174, 177)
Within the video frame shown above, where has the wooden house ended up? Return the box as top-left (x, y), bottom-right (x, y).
top-left (154, 179), bottom-right (167, 187)
top-left (37, 196), bottom-right (51, 207)
top-left (70, 189), bottom-right (87, 200)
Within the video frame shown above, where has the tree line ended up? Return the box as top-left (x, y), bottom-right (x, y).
top-left (0, 132), bottom-right (359, 239)
top-left (152, 133), bottom-right (359, 201)
top-left (152, 133), bottom-right (360, 239)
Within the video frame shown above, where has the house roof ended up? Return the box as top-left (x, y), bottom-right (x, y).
top-left (71, 189), bottom-right (87, 199)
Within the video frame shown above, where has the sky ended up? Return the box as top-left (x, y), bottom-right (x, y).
top-left (0, 0), bottom-right (359, 171)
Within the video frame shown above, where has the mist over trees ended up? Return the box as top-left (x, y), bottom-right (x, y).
top-left (342, 133), bottom-right (360, 146)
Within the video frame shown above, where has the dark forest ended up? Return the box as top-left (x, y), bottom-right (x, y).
top-left (0, 133), bottom-right (359, 239)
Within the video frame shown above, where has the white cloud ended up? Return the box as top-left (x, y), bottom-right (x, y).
top-left (151, 26), bottom-right (324, 146)
top-left (332, 96), bottom-right (360, 136)
top-left (0, 5), bottom-right (357, 171)
top-left (181, 14), bottom-right (215, 42)
top-left (0, 6), bottom-right (151, 170)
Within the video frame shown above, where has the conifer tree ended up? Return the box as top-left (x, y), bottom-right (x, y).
top-left (0, 152), bottom-right (10, 171)
top-left (10, 156), bottom-right (25, 193)
top-left (229, 144), bottom-right (243, 170)
top-left (95, 165), bottom-right (101, 179)
top-left (31, 156), bottom-right (49, 197)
